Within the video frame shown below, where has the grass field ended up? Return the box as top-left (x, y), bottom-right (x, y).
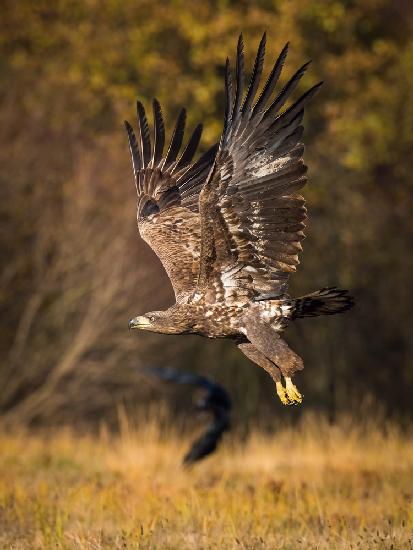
top-left (1, 414), bottom-right (412, 549)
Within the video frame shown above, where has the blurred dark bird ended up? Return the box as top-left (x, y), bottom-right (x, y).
top-left (126, 33), bottom-right (354, 405)
top-left (145, 366), bottom-right (231, 465)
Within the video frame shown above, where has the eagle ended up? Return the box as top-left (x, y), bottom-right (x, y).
top-left (145, 366), bottom-right (231, 466)
top-left (126, 34), bottom-right (354, 405)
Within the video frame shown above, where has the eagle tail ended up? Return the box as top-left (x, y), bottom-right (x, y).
top-left (291, 287), bottom-right (355, 319)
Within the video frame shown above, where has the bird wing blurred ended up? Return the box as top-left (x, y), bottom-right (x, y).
top-left (145, 366), bottom-right (232, 408)
top-left (197, 34), bottom-right (322, 304)
top-left (144, 366), bottom-right (231, 466)
top-left (125, 99), bottom-right (218, 301)
top-left (183, 422), bottom-right (229, 466)
top-left (145, 366), bottom-right (214, 389)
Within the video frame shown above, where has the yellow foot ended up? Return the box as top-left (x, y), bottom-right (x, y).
top-left (285, 377), bottom-right (303, 405)
top-left (276, 381), bottom-right (290, 405)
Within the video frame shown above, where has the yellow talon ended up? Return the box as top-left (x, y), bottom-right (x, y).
top-left (285, 377), bottom-right (303, 405)
top-left (276, 381), bottom-right (290, 405)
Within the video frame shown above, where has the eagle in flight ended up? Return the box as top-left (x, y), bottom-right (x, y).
top-left (126, 34), bottom-right (354, 405)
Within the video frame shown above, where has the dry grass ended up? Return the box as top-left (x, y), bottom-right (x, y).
top-left (1, 414), bottom-right (413, 549)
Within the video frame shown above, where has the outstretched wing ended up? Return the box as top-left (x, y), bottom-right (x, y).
top-left (197, 34), bottom-right (322, 303)
top-left (145, 365), bottom-right (218, 389)
top-left (145, 366), bottom-right (231, 410)
top-left (125, 100), bottom-right (218, 301)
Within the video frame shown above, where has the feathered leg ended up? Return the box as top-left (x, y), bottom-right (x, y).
top-left (238, 343), bottom-right (290, 404)
top-left (241, 311), bottom-right (304, 405)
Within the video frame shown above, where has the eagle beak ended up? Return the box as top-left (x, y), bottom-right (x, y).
top-left (128, 316), bottom-right (151, 330)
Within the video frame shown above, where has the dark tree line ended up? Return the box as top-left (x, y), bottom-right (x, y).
top-left (1, 0), bottom-right (413, 428)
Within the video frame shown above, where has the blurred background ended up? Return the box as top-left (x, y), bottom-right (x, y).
top-left (1, 0), bottom-right (413, 431)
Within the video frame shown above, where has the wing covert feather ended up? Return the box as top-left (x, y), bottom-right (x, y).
top-left (197, 35), bottom-right (322, 303)
top-left (125, 99), bottom-right (218, 300)
top-left (125, 37), bottom-right (320, 305)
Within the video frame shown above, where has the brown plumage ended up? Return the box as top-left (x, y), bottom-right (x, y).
top-left (126, 33), bottom-right (354, 405)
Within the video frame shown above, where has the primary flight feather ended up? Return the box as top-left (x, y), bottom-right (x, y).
top-left (126, 33), bottom-right (354, 405)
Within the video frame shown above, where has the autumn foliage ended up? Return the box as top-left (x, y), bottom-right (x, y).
top-left (1, 0), bottom-right (413, 426)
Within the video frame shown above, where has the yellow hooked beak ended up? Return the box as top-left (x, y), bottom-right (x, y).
top-left (128, 316), bottom-right (152, 330)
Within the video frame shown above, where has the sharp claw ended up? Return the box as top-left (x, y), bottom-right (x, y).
top-left (276, 381), bottom-right (291, 405)
top-left (285, 377), bottom-right (303, 405)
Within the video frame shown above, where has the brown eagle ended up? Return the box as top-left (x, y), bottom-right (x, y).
top-left (126, 34), bottom-right (354, 405)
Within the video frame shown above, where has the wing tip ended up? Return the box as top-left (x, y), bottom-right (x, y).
top-left (136, 99), bottom-right (145, 115)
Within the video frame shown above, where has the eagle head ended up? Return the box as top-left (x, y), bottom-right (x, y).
top-left (128, 306), bottom-right (192, 335)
